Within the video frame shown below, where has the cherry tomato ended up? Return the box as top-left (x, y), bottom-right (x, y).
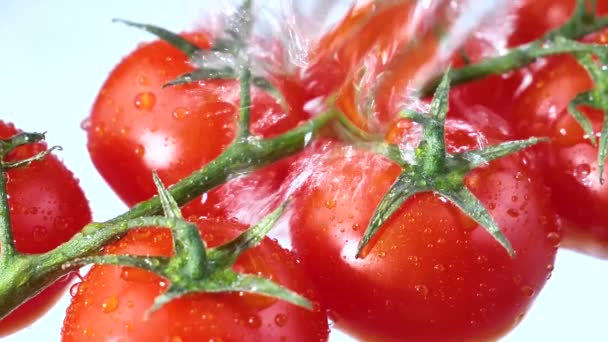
top-left (86, 33), bottom-right (307, 224)
top-left (506, 28), bottom-right (608, 255)
top-left (61, 217), bottom-right (329, 342)
top-left (289, 114), bottom-right (558, 341)
top-left (0, 121), bottom-right (91, 336)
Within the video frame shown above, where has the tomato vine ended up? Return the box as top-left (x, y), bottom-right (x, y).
top-left (1, 1), bottom-right (608, 339)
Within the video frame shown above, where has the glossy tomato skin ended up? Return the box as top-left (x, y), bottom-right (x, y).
top-left (508, 0), bottom-right (608, 46)
top-left (0, 121), bottom-right (92, 336)
top-left (290, 116), bottom-right (558, 341)
top-left (87, 33), bottom-right (306, 224)
top-left (61, 217), bottom-right (329, 342)
top-left (506, 28), bottom-right (608, 254)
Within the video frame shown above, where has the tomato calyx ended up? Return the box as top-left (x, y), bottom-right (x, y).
top-left (65, 173), bottom-right (311, 317)
top-left (114, 1), bottom-right (283, 105)
top-left (564, 45), bottom-right (608, 183)
top-left (0, 132), bottom-right (61, 169)
top-left (421, 0), bottom-right (608, 96)
top-left (358, 72), bottom-right (545, 258)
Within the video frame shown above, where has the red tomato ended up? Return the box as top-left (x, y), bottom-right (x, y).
top-left (508, 0), bottom-right (608, 46)
top-left (61, 217), bottom-right (329, 342)
top-left (0, 121), bottom-right (92, 336)
top-left (507, 28), bottom-right (608, 255)
top-left (289, 115), bottom-right (558, 341)
top-left (86, 33), bottom-right (307, 224)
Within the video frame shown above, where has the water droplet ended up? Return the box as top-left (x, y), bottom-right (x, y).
top-left (33, 225), bottom-right (48, 242)
top-left (513, 275), bottom-right (522, 285)
top-left (80, 118), bottom-right (92, 130)
top-left (506, 208), bottom-right (520, 218)
top-left (120, 267), bottom-right (152, 283)
top-left (546, 232), bottom-right (560, 248)
top-left (274, 313), bottom-right (288, 327)
top-left (101, 295), bottom-right (119, 313)
top-left (172, 107), bottom-right (190, 120)
top-left (414, 284), bottom-right (429, 298)
top-left (434, 264), bottom-right (446, 272)
top-left (69, 282), bottom-right (81, 297)
top-left (324, 199), bottom-right (337, 209)
top-left (134, 92), bottom-right (156, 110)
top-left (134, 145), bottom-right (145, 157)
top-left (166, 336), bottom-right (183, 342)
top-left (138, 75), bottom-right (150, 86)
top-left (246, 315), bottom-right (262, 328)
top-left (521, 286), bottom-right (534, 297)
top-left (94, 123), bottom-right (107, 135)
top-left (575, 163), bottom-right (591, 179)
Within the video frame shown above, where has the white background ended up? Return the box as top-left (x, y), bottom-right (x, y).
top-left (1, 1), bottom-right (607, 341)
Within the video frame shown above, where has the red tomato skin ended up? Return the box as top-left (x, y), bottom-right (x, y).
top-left (61, 217), bottom-right (329, 342)
top-left (504, 28), bottom-right (608, 254)
top-left (508, 0), bottom-right (608, 46)
top-left (290, 117), bottom-right (558, 341)
top-left (0, 121), bottom-right (92, 336)
top-left (87, 33), bottom-right (306, 224)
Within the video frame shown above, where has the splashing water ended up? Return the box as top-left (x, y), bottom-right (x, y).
top-left (191, 0), bottom-right (519, 242)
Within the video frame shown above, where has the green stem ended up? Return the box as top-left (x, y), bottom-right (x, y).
top-left (0, 171), bottom-right (16, 260)
top-left (0, 110), bottom-right (336, 320)
top-left (238, 64), bottom-right (252, 138)
top-left (114, 110), bottom-right (334, 223)
top-left (421, 6), bottom-right (608, 95)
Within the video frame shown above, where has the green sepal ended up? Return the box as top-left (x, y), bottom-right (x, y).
top-left (0, 132), bottom-right (62, 170)
top-left (152, 172), bottom-right (182, 219)
top-left (208, 201), bottom-right (288, 268)
top-left (162, 67), bottom-right (237, 88)
top-left (2, 146), bottom-right (61, 170)
top-left (148, 269), bottom-right (312, 317)
top-left (357, 172), bottom-right (420, 258)
top-left (360, 70), bottom-right (542, 258)
top-left (568, 92), bottom-right (597, 146)
top-left (0, 132), bottom-right (46, 156)
top-left (112, 19), bottom-right (202, 58)
top-left (439, 186), bottom-right (514, 256)
top-left (457, 137), bottom-right (548, 170)
top-left (400, 109), bottom-right (430, 125)
top-left (430, 70), bottom-right (450, 121)
top-left (568, 46), bottom-right (608, 183)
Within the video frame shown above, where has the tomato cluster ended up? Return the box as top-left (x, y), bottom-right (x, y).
top-left (3, 0), bottom-right (608, 341)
